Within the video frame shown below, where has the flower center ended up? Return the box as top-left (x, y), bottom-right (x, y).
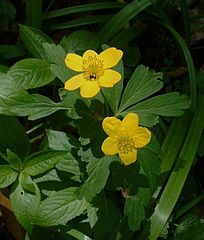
top-left (82, 56), bottom-right (104, 81)
top-left (118, 135), bottom-right (134, 154)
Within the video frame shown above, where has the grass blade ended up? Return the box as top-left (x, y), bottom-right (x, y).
top-left (43, 2), bottom-right (125, 20)
top-left (26, 0), bottom-right (42, 28)
top-left (98, 0), bottom-right (152, 43)
top-left (148, 92), bottom-right (204, 240)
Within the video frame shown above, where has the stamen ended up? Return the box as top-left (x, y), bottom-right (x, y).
top-left (82, 56), bottom-right (104, 81)
top-left (118, 136), bottom-right (134, 154)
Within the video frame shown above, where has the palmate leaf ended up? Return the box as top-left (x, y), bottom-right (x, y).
top-left (118, 65), bottom-right (163, 113)
top-left (36, 187), bottom-right (89, 226)
top-left (79, 156), bottom-right (115, 202)
top-left (8, 58), bottom-right (55, 89)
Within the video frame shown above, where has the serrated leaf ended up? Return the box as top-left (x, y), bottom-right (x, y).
top-left (0, 165), bottom-right (18, 188)
top-left (118, 65), bottom-right (163, 112)
top-left (47, 129), bottom-right (79, 151)
top-left (124, 92), bottom-right (191, 117)
top-left (36, 188), bottom-right (88, 226)
top-left (5, 149), bottom-right (22, 171)
top-left (174, 214), bottom-right (204, 240)
top-left (50, 63), bottom-right (76, 83)
top-left (87, 205), bottom-right (98, 228)
top-left (60, 30), bottom-right (100, 53)
top-left (43, 42), bottom-right (66, 66)
top-left (124, 188), bottom-right (151, 231)
top-left (10, 181), bottom-right (41, 233)
top-left (23, 151), bottom-right (67, 176)
top-left (19, 24), bottom-right (53, 59)
top-left (8, 58), bottom-right (55, 89)
top-left (0, 113), bottom-right (30, 159)
top-left (25, 94), bottom-right (66, 120)
top-left (79, 156), bottom-right (115, 201)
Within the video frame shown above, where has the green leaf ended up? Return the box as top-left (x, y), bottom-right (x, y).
top-left (0, 165), bottom-right (18, 188)
top-left (79, 156), bottom-right (115, 202)
top-left (25, 94), bottom-right (66, 120)
top-left (98, 0), bottom-right (152, 43)
top-left (93, 193), bottom-right (122, 240)
top-left (0, 44), bottom-right (25, 59)
top-left (87, 204), bottom-right (98, 228)
top-left (23, 151), bottom-right (67, 176)
top-left (19, 172), bottom-right (35, 193)
top-left (60, 30), bottom-right (100, 53)
top-left (19, 24), bottom-right (53, 59)
top-left (43, 42), bottom-right (66, 66)
top-left (36, 187), bottom-right (88, 226)
top-left (50, 63), bottom-right (75, 83)
top-left (102, 59), bottom-right (124, 114)
top-left (5, 149), bottom-right (22, 171)
top-left (10, 181), bottom-right (41, 233)
top-left (118, 65), bottom-right (163, 113)
top-left (8, 58), bottom-right (55, 89)
top-left (124, 92), bottom-right (191, 117)
top-left (0, 64), bottom-right (9, 73)
top-left (0, 114), bottom-right (30, 159)
top-left (174, 214), bottom-right (204, 240)
top-left (124, 188), bottom-right (151, 231)
top-left (47, 129), bottom-right (79, 151)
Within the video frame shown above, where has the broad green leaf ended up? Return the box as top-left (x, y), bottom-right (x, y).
top-left (25, 94), bottom-right (66, 120)
top-left (19, 24), bottom-right (53, 59)
top-left (47, 129), bottom-right (80, 151)
top-left (23, 151), bottom-right (67, 176)
top-left (124, 188), bottom-right (151, 231)
top-left (118, 65), bottom-right (163, 113)
top-left (0, 114), bottom-right (30, 159)
top-left (19, 172), bottom-right (35, 193)
top-left (79, 156), bottom-right (115, 201)
top-left (0, 165), bottom-right (18, 188)
top-left (43, 42), bottom-right (66, 66)
top-left (0, 73), bottom-right (32, 117)
top-left (8, 58), bottom-right (55, 89)
top-left (50, 63), bottom-right (75, 83)
top-left (5, 149), bottom-right (22, 171)
top-left (36, 187), bottom-right (88, 226)
top-left (10, 181), bottom-right (41, 233)
top-left (138, 147), bottom-right (161, 189)
top-left (123, 92), bottom-right (191, 117)
top-left (93, 193), bottom-right (122, 240)
top-left (60, 30), bottom-right (100, 53)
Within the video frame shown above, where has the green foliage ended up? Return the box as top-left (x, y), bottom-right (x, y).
top-left (0, 1), bottom-right (203, 239)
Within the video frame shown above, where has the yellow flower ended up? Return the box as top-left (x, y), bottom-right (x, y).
top-left (101, 113), bottom-right (151, 166)
top-left (64, 48), bottom-right (123, 98)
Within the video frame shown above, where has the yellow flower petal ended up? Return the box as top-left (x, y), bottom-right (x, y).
top-left (98, 69), bottom-right (121, 87)
top-left (83, 49), bottom-right (98, 59)
top-left (64, 74), bottom-right (84, 91)
top-left (122, 113), bottom-right (139, 131)
top-left (119, 149), bottom-right (137, 166)
top-left (101, 137), bottom-right (118, 155)
top-left (102, 117), bottom-right (122, 137)
top-left (80, 80), bottom-right (100, 98)
top-left (99, 47), bottom-right (123, 69)
top-left (132, 127), bottom-right (151, 148)
top-left (65, 53), bottom-right (83, 72)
